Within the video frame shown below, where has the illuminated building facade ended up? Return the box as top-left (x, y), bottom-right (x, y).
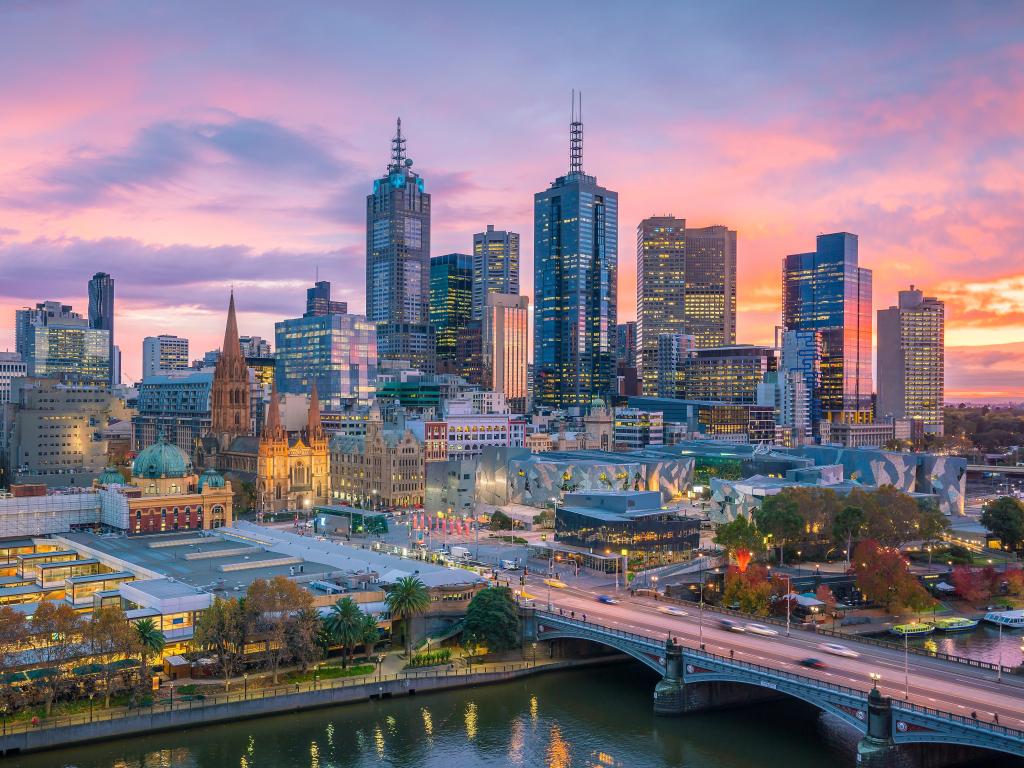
top-left (682, 345), bottom-right (779, 405)
top-left (15, 301), bottom-right (111, 387)
top-left (142, 335), bottom-right (189, 377)
top-left (472, 225), bottom-right (520, 320)
top-left (683, 225), bottom-right (737, 349)
top-left (877, 286), bottom-right (944, 434)
top-left (482, 293), bottom-right (529, 412)
top-left (534, 97), bottom-right (618, 407)
top-left (783, 233), bottom-right (873, 424)
top-left (429, 253), bottom-right (473, 372)
top-left (87, 272), bottom-right (116, 385)
top-left (636, 216), bottom-right (686, 394)
top-left (366, 119), bottom-right (434, 372)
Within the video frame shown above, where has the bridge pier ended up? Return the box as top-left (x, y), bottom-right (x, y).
top-left (653, 638), bottom-right (686, 715)
top-left (856, 687), bottom-right (906, 768)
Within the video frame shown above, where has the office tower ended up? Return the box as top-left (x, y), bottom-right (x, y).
top-left (366, 119), bottom-right (434, 372)
top-left (877, 286), bottom-right (945, 434)
top-left (15, 301), bottom-right (110, 386)
top-left (636, 216), bottom-right (686, 393)
top-left (305, 280), bottom-right (348, 317)
top-left (636, 218), bottom-right (737, 394)
top-left (684, 225), bottom-right (737, 347)
top-left (482, 294), bottom-right (529, 412)
top-left (275, 310), bottom-right (377, 410)
top-left (142, 335), bottom-right (190, 377)
top-left (88, 272), bottom-right (116, 384)
top-left (429, 253), bottom-right (474, 372)
top-left (779, 329), bottom-right (820, 444)
top-left (534, 93), bottom-right (618, 408)
top-left (616, 322), bottom-right (637, 369)
top-left (112, 346), bottom-right (121, 387)
top-left (655, 332), bottom-right (695, 398)
top-left (133, 369), bottom-right (214, 453)
top-left (238, 335), bottom-right (272, 357)
top-left (682, 345), bottom-right (779, 405)
top-left (472, 225), bottom-right (520, 320)
top-left (0, 352), bottom-right (26, 404)
top-left (208, 293), bottom-right (252, 447)
top-left (783, 232), bottom-right (872, 424)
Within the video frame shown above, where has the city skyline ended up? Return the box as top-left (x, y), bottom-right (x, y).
top-left (1, 3), bottom-right (1022, 400)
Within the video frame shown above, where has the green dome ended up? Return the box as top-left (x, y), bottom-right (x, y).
top-left (97, 467), bottom-right (124, 485)
top-left (133, 438), bottom-right (193, 479)
top-left (198, 468), bottom-right (226, 491)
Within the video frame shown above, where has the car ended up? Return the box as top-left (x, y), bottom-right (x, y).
top-left (818, 642), bottom-right (860, 658)
top-left (658, 606), bottom-right (687, 616)
top-left (798, 657), bottom-right (826, 670)
top-left (543, 579), bottom-right (567, 589)
top-left (745, 623), bottom-right (779, 637)
top-left (719, 618), bottom-right (745, 632)
top-left (597, 594), bottom-right (620, 605)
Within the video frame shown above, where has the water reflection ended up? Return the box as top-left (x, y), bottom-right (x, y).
top-left (906, 624), bottom-right (1024, 665)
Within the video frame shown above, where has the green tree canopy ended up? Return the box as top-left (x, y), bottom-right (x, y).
top-left (463, 587), bottom-right (520, 652)
top-left (713, 515), bottom-right (763, 557)
top-left (981, 496), bottom-right (1024, 550)
top-left (754, 494), bottom-right (803, 564)
top-left (324, 597), bottom-right (364, 667)
top-left (832, 505), bottom-right (866, 563)
top-left (386, 576), bottom-right (431, 657)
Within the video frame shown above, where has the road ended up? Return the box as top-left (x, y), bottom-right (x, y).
top-left (525, 573), bottom-right (1024, 730)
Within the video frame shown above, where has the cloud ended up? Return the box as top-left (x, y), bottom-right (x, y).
top-left (946, 342), bottom-right (1024, 402)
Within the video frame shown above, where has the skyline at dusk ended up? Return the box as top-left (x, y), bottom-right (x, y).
top-left (2, 2), bottom-right (1023, 400)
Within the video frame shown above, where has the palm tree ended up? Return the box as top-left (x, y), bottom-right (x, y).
top-left (385, 576), bottom-right (430, 659)
top-left (358, 613), bottom-right (380, 660)
top-left (134, 618), bottom-right (166, 691)
top-left (324, 597), bottom-right (362, 667)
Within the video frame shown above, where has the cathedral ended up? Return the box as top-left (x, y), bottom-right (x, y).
top-left (199, 293), bottom-right (329, 514)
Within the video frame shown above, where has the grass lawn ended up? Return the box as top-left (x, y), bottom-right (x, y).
top-left (284, 664), bottom-right (375, 684)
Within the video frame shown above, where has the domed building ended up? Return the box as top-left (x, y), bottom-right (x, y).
top-left (131, 438), bottom-right (196, 495)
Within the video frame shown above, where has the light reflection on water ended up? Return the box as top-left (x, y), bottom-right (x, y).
top-left (905, 623), bottom-right (1024, 665)
top-left (8, 663), bottom-right (998, 768)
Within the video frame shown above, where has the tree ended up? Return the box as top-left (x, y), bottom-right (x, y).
top-left (28, 600), bottom-right (83, 716)
top-left (754, 494), bottom-right (803, 564)
top-left (133, 617), bottom-right (166, 695)
top-left (489, 510), bottom-right (514, 531)
top-left (832, 506), bottom-right (865, 566)
top-left (245, 576), bottom-right (315, 684)
top-left (722, 565), bottom-right (771, 616)
top-left (713, 515), bottom-right (762, 563)
top-left (849, 486), bottom-right (935, 547)
top-left (950, 566), bottom-right (993, 604)
top-left (851, 540), bottom-right (934, 614)
top-left (385, 576), bottom-right (431, 658)
top-left (980, 496), bottom-right (1024, 551)
top-left (0, 606), bottom-right (27, 678)
top-left (359, 613), bottom-right (381, 659)
top-left (288, 607), bottom-right (323, 673)
top-left (324, 597), bottom-right (363, 668)
top-left (463, 587), bottom-right (520, 652)
top-left (815, 584), bottom-right (837, 614)
top-left (1005, 568), bottom-right (1024, 597)
top-left (192, 596), bottom-right (246, 686)
top-left (85, 605), bottom-right (140, 707)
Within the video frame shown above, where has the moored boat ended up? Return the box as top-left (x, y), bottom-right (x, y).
top-left (982, 609), bottom-right (1024, 629)
top-left (890, 622), bottom-right (934, 637)
top-left (929, 616), bottom-right (978, 633)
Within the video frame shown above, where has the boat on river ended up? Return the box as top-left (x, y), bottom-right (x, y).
top-left (982, 609), bottom-right (1024, 629)
top-left (929, 616), bottom-right (978, 633)
top-left (889, 622), bottom-right (934, 637)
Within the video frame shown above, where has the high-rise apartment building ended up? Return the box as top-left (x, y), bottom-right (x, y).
top-left (142, 335), bottom-right (190, 378)
top-left (238, 335), bottom-right (272, 358)
top-left (472, 225), bottom-right (520, 320)
top-left (15, 301), bottom-right (111, 387)
top-left (305, 281), bottom-right (348, 317)
top-left (877, 286), bottom-right (944, 434)
top-left (429, 253), bottom-right (473, 372)
top-left (681, 345), bottom-right (779, 405)
top-left (783, 233), bottom-right (872, 424)
top-left (778, 329), bottom-right (820, 444)
top-left (366, 119), bottom-right (434, 372)
top-left (534, 95), bottom-right (618, 408)
top-left (636, 218), bottom-right (736, 393)
top-left (616, 322), bottom-right (637, 369)
top-left (88, 272), bottom-right (116, 384)
top-left (655, 333), bottom-right (696, 399)
top-left (482, 294), bottom-right (529, 413)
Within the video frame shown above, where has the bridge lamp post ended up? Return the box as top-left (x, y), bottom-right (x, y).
top-left (869, 672), bottom-right (881, 693)
top-left (903, 633), bottom-right (910, 700)
top-left (997, 622), bottom-right (1003, 683)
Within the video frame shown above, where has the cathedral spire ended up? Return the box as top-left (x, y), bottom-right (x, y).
top-left (264, 382), bottom-right (282, 439)
top-left (307, 381), bottom-right (322, 439)
top-left (221, 291), bottom-right (243, 364)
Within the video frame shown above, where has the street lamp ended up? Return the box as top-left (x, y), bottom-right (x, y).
top-left (903, 632), bottom-right (910, 700)
top-left (869, 672), bottom-right (881, 693)
top-left (89, 692), bottom-right (94, 722)
top-left (244, 673), bottom-right (249, 699)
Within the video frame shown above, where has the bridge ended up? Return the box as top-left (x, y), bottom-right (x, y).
top-left (523, 608), bottom-right (1024, 766)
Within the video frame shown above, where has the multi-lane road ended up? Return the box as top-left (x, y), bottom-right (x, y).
top-left (525, 574), bottom-right (1024, 730)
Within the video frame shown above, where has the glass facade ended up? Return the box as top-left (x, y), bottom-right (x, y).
top-left (87, 272), bottom-right (115, 384)
top-left (555, 507), bottom-right (699, 556)
top-left (482, 294), bottom-right (529, 412)
top-left (682, 345), bottom-right (779, 405)
top-left (783, 233), bottom-right (872, 425)
top-left (429, 253), bottom-right (473, 370)
top-left (472, 225), bottom-right (520, 320)
top-left (534, 166), bottom-right (618, 408)
top-left (274, 313), bottom-right (377, 409)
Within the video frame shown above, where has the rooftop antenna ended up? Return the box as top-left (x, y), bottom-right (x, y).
top-left (569, 89), bottom-right (583, 174)
top-left (391, 117), bottom-right (406, 171)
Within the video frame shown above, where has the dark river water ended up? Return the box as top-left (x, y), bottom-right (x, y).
top-left (10, 664), bottom-right (857, 768)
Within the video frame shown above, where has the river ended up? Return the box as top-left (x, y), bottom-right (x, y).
top-left (8, 664), bottom-right (861, 768)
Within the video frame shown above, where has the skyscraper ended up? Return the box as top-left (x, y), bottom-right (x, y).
top-left (534, 93), bottom-right (618, 408)
top-left (482, 293), bottom-right (529, 412)
top-left (472, 225), bottom-right (520, 320)
top-left (15, 301), bottom-right (110, 386)
top-left (305, 281), bottom-right (348, 317)
top-left (616, 321), bottom-right (637, 369)
top-left (142, 335), bottom-right (190, 377)
top-left (429, 253), bottom-right (473, 372)
top-left (366, 119), bottom-right (434, 372)
top-left (88, 272), bottom-right (116, 384)
top-left (778, 329), bottom-right (821, 445)
top-left (783, 232), bottom-right (872, 424)
top-left (877, 286), bottom-right (944, 434)
top-left (636, 217), bottom-right (736, 394)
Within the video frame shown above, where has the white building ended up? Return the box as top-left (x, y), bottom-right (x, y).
top-left (0, 352), bottom-right (27, 405)
top-left (613, 407), bottom-right (664, 450)
top-left (142, 335), bottom-right (190, 377)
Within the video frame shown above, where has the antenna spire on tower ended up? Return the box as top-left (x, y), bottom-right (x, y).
top-left (569, 90), bottom-right (583, 174)
top-left (391, 117), bottom-right (407, 170)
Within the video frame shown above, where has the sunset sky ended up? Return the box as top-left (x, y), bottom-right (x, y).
top-left (1, 2), bottom-right (1022, 401)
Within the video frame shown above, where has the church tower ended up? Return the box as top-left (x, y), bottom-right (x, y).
top-left (305, 381), bottom-right (330, 504)
top-left (256, 383), bottom-right (289, 513)
top-left (210, 292), bottom-right (251, 448)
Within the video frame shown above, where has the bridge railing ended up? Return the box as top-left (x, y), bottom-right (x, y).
top-left (892, 699), bottom-right (1024, 741)
top-left (531, 609), bottom-right (663, 650)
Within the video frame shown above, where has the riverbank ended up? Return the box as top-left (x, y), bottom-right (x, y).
top-left (0, 654), bottom-right (625, 757)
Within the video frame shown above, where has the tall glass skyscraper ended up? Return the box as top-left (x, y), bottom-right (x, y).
top-left (88, 272), bottom-right (116, 384)
top-left (472, 225), bottom-right (520, 320)
top-left (783, 233), bottom-right (872, 424)
top-left (533, 96), bottom-right (618, 408)
top-left (15, 301), bottom-right (110, 386)
top-left (366, 119), bottom-right (434, 372)
top-left (429, 253), bottom-right (473, 371)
